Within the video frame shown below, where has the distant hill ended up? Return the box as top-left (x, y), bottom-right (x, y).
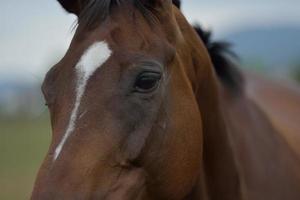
top-left (220, 26), bottom-right (300, 71)
top-left (0, 80), bottom-right (44, 117)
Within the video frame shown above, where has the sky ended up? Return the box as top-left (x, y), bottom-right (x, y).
top-left (1, 0), bottom-right (300, 83)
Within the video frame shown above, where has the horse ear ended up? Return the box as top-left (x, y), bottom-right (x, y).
top-left (172, 0), bottom-right (181, 9)
top-left (141, 0), bottom-right (173, 9)
top-left (57, 0), bottom-right (89, 16)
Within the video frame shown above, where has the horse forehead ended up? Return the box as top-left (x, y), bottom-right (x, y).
top-left (72, 16), bottom-right (166, 61)
top-left (53, 40), bottom-right (112, 161)
top-left (77, 41), bottom-right (112, 77)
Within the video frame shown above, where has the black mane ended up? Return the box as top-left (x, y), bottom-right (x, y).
top-left (79, 0), bottom-right (182, 29)
top-left (173, 0), bottom-right (244, 93)
top-left (78, 0), bottom-right (154, 29)
top-left (193, 25), bottom-right (244, 93)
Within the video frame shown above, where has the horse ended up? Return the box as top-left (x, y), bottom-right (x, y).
top-left (31, 0), bottom-right (300, 199)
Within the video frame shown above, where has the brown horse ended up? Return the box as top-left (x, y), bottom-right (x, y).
top-left (31, 0), bottom-right (300, 199)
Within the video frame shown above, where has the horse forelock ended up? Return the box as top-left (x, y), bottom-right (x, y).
top-left (77, 0), bottom-right (155, 30)
top-left (77, 0), bottom-right (182, 30)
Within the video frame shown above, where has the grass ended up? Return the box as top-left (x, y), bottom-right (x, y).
top-left (0, 114), bottom-right (51, 200)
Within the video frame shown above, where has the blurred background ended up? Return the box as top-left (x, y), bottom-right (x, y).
top-left (0, 0), bottom-right (299, 199)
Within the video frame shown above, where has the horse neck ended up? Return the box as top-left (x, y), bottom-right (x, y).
top-left (219, 83), bottom-right (300, 199)
top-left (181, 22), bottom-right (300, 199)
top-left (185, 43), bottom-right (243, 199)
top-left (174, 11), bottom-right (241, 198)
top-left (197, 74), bottom-right (243, 200)
top-left (191, 62), bottom-right (300, 200)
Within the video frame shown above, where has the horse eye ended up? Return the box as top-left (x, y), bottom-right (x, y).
top-left (134, 72), bottom-right (162, 93)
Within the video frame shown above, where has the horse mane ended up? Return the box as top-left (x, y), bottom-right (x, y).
top-left (173, 0), bottom-right (244, 93)
top-left (193, 25), bottom-right (244, 93)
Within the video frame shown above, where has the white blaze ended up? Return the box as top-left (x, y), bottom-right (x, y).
top-left (54, 41), bottom-right (112, 161)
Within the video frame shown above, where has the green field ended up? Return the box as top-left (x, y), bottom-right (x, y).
top-left (0, 114), bottom-right (51, 200)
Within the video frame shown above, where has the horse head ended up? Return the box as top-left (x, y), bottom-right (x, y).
top-left (31, 0), bottom-right (234, 199)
